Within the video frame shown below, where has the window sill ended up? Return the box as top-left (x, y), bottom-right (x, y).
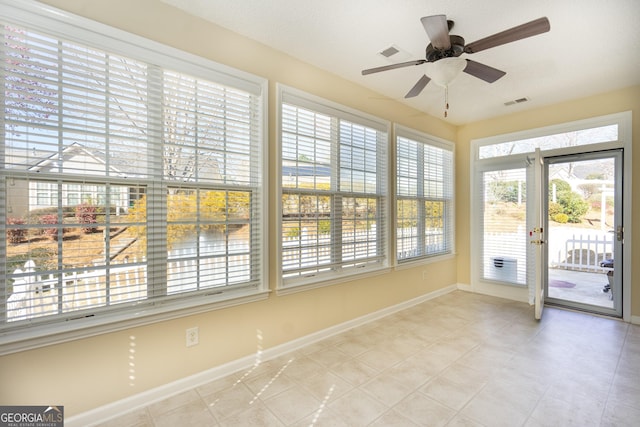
top-left (394, 252), bottom-right (456, 271)
top-left (276, 266), bottom-right (392, 296)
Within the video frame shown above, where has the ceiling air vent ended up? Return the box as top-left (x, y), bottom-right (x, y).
top-left (377, 45), bottom-right (411, 62)
top-left (380, 46), bottom-right (400, 58)
top-left (504, 97), bottom-right (530, 106)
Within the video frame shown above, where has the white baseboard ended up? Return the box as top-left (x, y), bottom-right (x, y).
top-left (459, 281), bottom-right (529, 303)
top-left (631, 315), bottom-right (640, 326)
top-left (67, 284), bottom-right (458, 427)
top-left (456, 283), bottom-right (473, 292)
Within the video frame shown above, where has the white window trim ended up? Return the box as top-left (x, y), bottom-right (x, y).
top-left (0, 0), bottom-right (269, 354)
top-left (275, 84), bottom-right (391, 294)
top-left (394, 124), bottom-right (456, 267)
top-left (473, 111), bottom-right (630, 162)
top-left (469, 111), bottom-right (632, 322)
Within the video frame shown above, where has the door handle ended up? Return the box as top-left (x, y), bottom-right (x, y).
top-left (616, 226), bottom-right (624, 242)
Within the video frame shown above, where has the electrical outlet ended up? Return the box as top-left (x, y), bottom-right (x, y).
top-left (186, 327), bottom-right (199, 347)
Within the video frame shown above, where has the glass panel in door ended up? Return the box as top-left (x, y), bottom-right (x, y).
top-left (544, 150), bottom-right (622, 316)
top-left (481, 168), bottom-right (527, 286)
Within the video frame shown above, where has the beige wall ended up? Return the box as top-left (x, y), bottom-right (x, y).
top-left (0, 0), bottom-right (636, 418)
top-left (457, 86), bottom-right (640, 314)
top-left (0, 0), bottom-right (457, 416)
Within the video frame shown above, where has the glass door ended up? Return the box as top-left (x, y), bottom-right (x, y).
top-left (543, 150), bottom-right (623, 317)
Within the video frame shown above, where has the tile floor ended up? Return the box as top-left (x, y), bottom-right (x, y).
top-left (97, 291), bottom-right (640, 426)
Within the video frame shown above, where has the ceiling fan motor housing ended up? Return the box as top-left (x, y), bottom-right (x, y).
top-left (426, 35), bottom-right (465, 62)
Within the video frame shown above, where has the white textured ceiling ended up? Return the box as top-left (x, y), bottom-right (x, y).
top-left (161, 0), bottom-right (640, 125)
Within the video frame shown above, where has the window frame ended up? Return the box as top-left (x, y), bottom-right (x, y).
top-left (0, 0), bottom-right (269, 354)
top-left (394, 125), bottom-right (455, 266)
top-left (276, 85), bottom-right (391, 293)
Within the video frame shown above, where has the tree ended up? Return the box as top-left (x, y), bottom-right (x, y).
top-left (4, 26), bottom-right (57, 135)
top-left (489, 180), bottom-right (525, 204)
top-left (577, 183), bottom-right (601, 199)
top-left (126, 190), bottom-right (251, 252)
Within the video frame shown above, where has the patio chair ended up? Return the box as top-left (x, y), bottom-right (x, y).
top-left (600, 258), bottom-right (613, 300)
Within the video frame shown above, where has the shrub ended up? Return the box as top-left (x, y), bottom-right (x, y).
top-left (552, 213), bottom-right (569, 223)
top-left (40, 214), bottom-right (60, 240)
top-left (75, 203), bottom-right (98, 233)
top-left (557, 191), bottom-right (589, 223)
top-left (6, 217), bottom-right (27, 244)
top-left (548, 202), bottom-right (563, 218)
top-left (578, 183), bottom-right (601, 199)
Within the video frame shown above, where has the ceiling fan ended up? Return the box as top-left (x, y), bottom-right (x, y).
top-left (362, 15), bottom-right (550, 115)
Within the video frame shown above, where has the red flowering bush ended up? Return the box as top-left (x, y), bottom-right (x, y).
top-left (75, 203), bottom-right (98, 233)
top-left (6, 217), bottom-right (27, 244)
top-left (40, 214), bottom-right (59, 240)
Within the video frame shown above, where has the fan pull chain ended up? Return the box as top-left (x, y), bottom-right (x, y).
top-left (444, 86), bottom-right (449, 118)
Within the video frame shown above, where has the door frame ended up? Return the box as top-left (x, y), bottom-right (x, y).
top-left (542, 149), bottom-right (623, 317)
top-left (470, 111), bottom-right (632, 322)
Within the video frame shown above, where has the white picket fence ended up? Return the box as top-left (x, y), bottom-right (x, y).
top-left (7, 247), bottom-right (253, 321)
top-left (551, 233), bottom-right (614, 272)
top-left (7, 257), bottom-right (147, 322)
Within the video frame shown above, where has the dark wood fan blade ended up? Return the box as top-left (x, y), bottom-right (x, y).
top-left (405, 74), bottom-right (431, 98)
top-left (362, 59), bottom-right (427, 75)
top-left (464, 17), bottom-right (550, 54)
top-left (463, 59), bottom-right (506, 83)
top-left (421, 15), bottom-right (451, 50)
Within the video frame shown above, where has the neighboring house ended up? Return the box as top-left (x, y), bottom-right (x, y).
top-left (7, 142), bottom-right (135, 218)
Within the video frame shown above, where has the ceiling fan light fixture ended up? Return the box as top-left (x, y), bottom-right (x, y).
top-left (430, 57), bottom-right (466, 87)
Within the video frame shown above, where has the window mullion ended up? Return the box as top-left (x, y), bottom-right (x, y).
top-left (54, 42), bottom-right (65, 314)
top-left (417, 143), bottom-right (426, 256)
top-left (0, 29), bottom-right (8, 322)
top-left (146, 65), bottom-right (167, 298)
top-left (331, 194), bottom-right (343, 270)
top-left (0, 173), bottom-right (5, 323)
top-left (331, 117), bottom-right (342, 270)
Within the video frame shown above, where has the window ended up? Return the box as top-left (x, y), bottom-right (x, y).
top-left (478, 123), bottom-right (619, 159)
top-left (279, 87), bottom-right (389, 289)
top-left (396, 126), bottom-right (454, 262)
top-left (1, 2), bottom-right (267, 349)
top-left (480, 168), bottom-right (527, 285)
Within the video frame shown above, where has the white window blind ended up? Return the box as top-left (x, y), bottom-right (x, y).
top-left (280, 89), bottom-right (388, 288)
top-left (396, 128), bottom-right (454, 262)
top-left (481, 168), bottom-right (527, 285)
top-left (0, 2), bottom-right (266, 342)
